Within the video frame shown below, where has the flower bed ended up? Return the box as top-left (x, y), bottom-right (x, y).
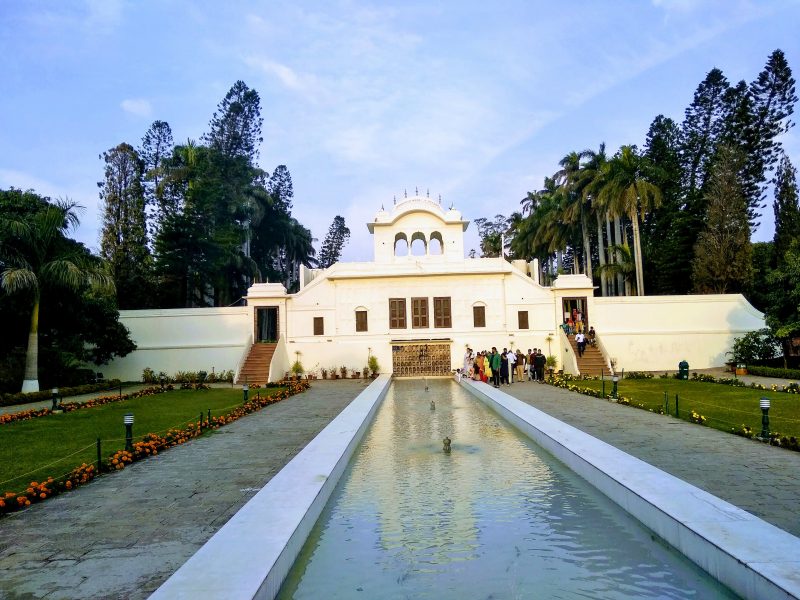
top-left (547, 374), bottom-right (800, 454)
top-left (0, 380), bottom-right (123, 408)
top-left (0, 385), bottom-right (181, 426)
top-left (0, 380), bottom-right (310, 515)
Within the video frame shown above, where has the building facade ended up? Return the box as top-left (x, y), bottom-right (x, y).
top-left (103, 196), bottom-right (766, 382)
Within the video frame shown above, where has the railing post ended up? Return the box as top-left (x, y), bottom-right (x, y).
top-left (675, 394), bottom-right (679, 418)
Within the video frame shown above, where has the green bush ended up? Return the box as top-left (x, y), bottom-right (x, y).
top-left (0, 380), bottom-right (122, 407)
top-left (623, 371), bottom-right (653, 379)
top-left (747, 365), bottom-right (800, 380)
top-left (729, 328), bottom-right (781, 365)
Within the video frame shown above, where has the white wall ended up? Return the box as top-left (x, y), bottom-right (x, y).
top-left (103, 307), bottom-right (251, 381)
top-left (592, 295), bottom-right (765, 371)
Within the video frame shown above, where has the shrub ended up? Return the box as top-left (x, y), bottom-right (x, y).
top-left (729, 328), bottom-right (781, 365)
top-left (623, 371), bottom-right (653, 379)
top-left (368, 355), bottom-right (380, 376)
top-left (142, 367), bottom-right (156, 383)
top-left (747, 365), bottom-right (800, 380)
top-left (0, 380), bottom-right (123, 408)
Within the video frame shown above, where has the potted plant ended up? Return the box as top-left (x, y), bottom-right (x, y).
top-left (290, 359), bottom-right (304, 381)
top-left (363, 364), bottom-right (370, 379)
top-left (545, 355), bottom-right (558, 380)
top-left (340, 365), bottom-right (348, 379)
top-left (330, 366), bottom-right (339, 379)
top-left (352, 370), bottom-right (361, 378)
top-left (321, 368), bottom-right (328, 379)
top-left (368, 355), bottom-right (380, 378)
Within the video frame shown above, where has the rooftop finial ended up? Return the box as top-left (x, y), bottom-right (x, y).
top-left (415, 186), bottom-right (418, 196)
top-left (393, 195), bottom-right (396, 205)
top-left (404, 189), bottom-right (407, 198)
top-left (438, 194), bottom-right (442, 204)
top-left (426, 188), bottom-right (430, 197)
top-left (381, 203), bottom-right (384, 211)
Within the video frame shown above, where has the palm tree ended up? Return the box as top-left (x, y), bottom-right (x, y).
top-left (555, 150), bottom-right (594, 277)
top-left (595, 244), bottom-right (637, 296)
top-left (595, 146), bottom-right (662, 295)
top-left (1, 200), bottom-right (114, 392)
top-left (579, 144), bottom-right (611, 295)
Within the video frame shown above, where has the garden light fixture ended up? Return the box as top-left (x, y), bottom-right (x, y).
top-left (242, 383), bottom-right (249, 404)
top-left (760, 397), bottom-right (770, 440)
top-left (611, 375), bottom-right (619, 399)
top-left (124, 413), bottom-right (134, 451)
top-left (51, 387), bottom-right (59, 411)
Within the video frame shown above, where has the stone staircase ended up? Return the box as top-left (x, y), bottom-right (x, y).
top-left (567, 336), bottom-right (610, 377)
top-left (235, 343), bottom-right (277, 386)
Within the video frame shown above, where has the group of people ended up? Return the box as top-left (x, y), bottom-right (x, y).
top-left (461, 347), bottom-right (549, 388)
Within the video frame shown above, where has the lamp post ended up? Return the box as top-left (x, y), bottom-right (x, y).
top-left (51, 387), bottom-right (59, 411)
top-left (611, 375), bottom-right (619, 400)
top-left (124, 413), bottom-right (134, 451)
top-left (242, 383), bottom-right (249, 405)
top-left (760, 397), bottom-right (771, 440)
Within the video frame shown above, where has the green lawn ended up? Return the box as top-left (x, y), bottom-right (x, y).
top-left (0, 387), bottom-right (279, 491)
top-left (573, 378), bottom-right (800, 439)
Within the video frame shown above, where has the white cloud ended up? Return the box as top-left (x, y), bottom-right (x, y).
top-left (244, 56), bottom-right (321, 95)
top-left (120, 98), bottom-right (153, 117)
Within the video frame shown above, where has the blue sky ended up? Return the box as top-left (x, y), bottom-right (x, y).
top-left (1, 0), bottom-right (799, 261)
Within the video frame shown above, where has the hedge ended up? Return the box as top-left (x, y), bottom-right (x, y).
top-left (747, 365), bottom-right (800, 380)
top-left (0, 380), bottom-right (123, 408)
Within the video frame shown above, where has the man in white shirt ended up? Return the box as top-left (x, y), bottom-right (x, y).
top-left (507, 348), bottom-right (516, 383)
top-left (575, 332), bottom-right (586, 357)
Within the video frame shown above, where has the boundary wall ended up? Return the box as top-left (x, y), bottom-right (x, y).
top-left (463, 379), bottom-right (800, 600)
top-left (103, 307), bottom-right (251, 381)
top-left (592, 294), bottom-right (765, 371)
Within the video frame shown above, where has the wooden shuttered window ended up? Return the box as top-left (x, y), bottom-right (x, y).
top-left (355, 310), bottom-right (368, 332)
top-left (313, 317), bottom-right (324, 335)
top-left (411, 297), bottom-right (429, 328)
top-left (473, 305), bottom-right (486, 328)
top-left (433, 297), bottom-right (452, 328)
top-left (389, 298), bottom-right (406, 329)
top-left (518, 310), bottom-right (529, 330)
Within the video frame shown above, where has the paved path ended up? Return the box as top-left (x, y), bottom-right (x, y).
top-left (0, 380), bottom-right (367, 600)
top-left (0, 384), bottom-right (151, 416)
top-left (501, 380), bottom-right (800, 538)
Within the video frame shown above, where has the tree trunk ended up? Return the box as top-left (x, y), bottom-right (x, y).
top-left (556, 250), bottom-right (563, 273)
top-left (614, 215), bottom-right (624, 295)
top-left (605, 215), bottom-right (614, 295)
top-left (631, 209), bottom-right (645, 296)
top-left (596, 213), bottom-right (606, 296)
top-left (21, 295), bottom-right (40, 393)
top-left (582, 221), bottom-right (592, 284)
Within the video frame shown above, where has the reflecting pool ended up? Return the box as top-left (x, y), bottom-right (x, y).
top-left (278, 380), bottom-right (738, 599)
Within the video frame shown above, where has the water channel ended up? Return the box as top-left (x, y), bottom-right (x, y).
top-left (277, 380), bottom-right (738, 599)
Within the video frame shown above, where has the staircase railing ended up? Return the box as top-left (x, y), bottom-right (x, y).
top-left (558, 327), bottom-right (580, 376)
top-left (268, 337), bottom-right (289, 383)
top-left (593, 332), bottom-right (615, 376)
top-left (234, 332), bottom-right (254, 383)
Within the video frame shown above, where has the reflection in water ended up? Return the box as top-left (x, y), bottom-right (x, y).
top-left (278, 380), bottom-right (738, 599)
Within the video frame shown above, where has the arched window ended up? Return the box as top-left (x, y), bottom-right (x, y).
top-left (394, 233), bottom-right (409, 256)
top-left (429, 231), bottom-right (443, 255)
top-left (410, 232), bottom-right (427, 256)
top-left (472, 301), bottom-right (487, 328)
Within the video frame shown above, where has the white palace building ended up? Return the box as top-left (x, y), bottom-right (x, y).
top-left (103, 196), bottom-right (766, 383)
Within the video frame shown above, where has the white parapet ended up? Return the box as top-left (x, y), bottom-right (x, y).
top-left (150, 375), bottom-right (392, 600)
top-left (461, 379), bottom-right (800, 600)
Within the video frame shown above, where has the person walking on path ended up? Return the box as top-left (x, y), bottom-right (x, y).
top-left (490, 347), bottom-right (501, 388)
top-left (575, 331), bottom-right (586, 358)
top-left (500, 349), bottom-right (510, 386)
top-left (535, 350), bottom-right (546, 382)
